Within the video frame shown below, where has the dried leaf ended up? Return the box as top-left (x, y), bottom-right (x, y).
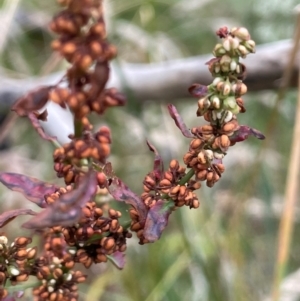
top-left (22, 171), bottom-right (97, 229)
top-left (12, 86), bottom-right (51, 117)
top-left (143, 200), bottom-right (174, 242)
top-left (107, 251), bottom-right (125, 270)
top-left (0, 209), bottom-right (36, 227)
top-left (229, 125), bottom-right (265, 144)
top-left (167, 104), bottom-right (194, 138)
top-left (188, 83), bottom-right (208, 98)
top-left (146, 141), bottom-right (163, 180)
top-left (108, 177), bottom-right (148, 224)
top-left (28, 112), bottom-right (57, 141)
top-left (0, 173), bottom-right (58, 208)
top-left (89, 61), bottom-right (110, 98)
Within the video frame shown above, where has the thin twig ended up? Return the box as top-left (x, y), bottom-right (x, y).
top-left (272, 17), bottom-right (300, 301)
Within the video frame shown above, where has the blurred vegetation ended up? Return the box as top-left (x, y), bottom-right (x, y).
top-left (0, 0), bottom-right (299, 300)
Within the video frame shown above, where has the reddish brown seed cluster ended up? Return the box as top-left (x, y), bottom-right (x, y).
top-left (0, 236), bottom-right (37, 297)
top-left (32, 256), bottom-right (86, 301)
top-left (142, 159), bottom-right (200, 209)
top-left (48, 0), bottom-right (125, 120)
top-left (44, 189), bottom-right (131, 268)
top-left (53, 127), bottom-right (111, 184)
top-left (129, 159), bottom-right (201, 242)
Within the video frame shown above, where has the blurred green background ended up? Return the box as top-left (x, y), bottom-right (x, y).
top-left (0, 0), bottom-right (299, 300)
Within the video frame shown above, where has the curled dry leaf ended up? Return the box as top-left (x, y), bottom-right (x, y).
top-left (229, 125), bottom-right (265, 144)
top-left (0, 209), bottom-right (36, 227)
top-left (28, 112), bottom-right (57, 141)
top-left (146, 141), bottom-right (163, 180)
top-left (167, 104), bottom-right (194, 138)
top-left (188, 83), bottom-right (208, 98)
top-left (0, 172), bottom-right (58, 208)
top-left (22, 171), bottom-right (97, 229)
top-left (12, 86), bottom-right (51, 117)
top-left (143, 200), bottom-right (174, 243)
top-left (108, 177), bottom-right (148, 224)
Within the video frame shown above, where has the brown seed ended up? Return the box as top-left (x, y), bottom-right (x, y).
top-left (163, 171), bottom-right (173, 182)
top-left (90, 41), bottom-right (103, 56)
top-left (169, 159), bottom-right (179, 170)
top-left (53, 268), bottom-right (63, 279)
top-left (144, 175), bottom-right (156, 188)
top-left (15, 237), bottom-right (31, 248)
top-left (206, 171), bottom-right (214, 182)
top-left (131, 222), bottom-right (142, 231)
top-left (15, 273), bottom-right (29, 282)
top-left (190, 139), bottom-right (202, 150)
top-left (159, 179), bottom-right (171, 188)
top-left (16, 249), bottom-right (27, 260)
top-left (179, 186), bottom-right (187, 196)
top-left (51, 39), bottom-right (61, 50)
top-left (169, 185), bottom-right (180, 195)
top-left (183, 152), bottom-right (193, 165)
top-left (49, 292), bottom-right (58, 301)
top-left (220, 135), bottom-right (230, 149)
top-left (192, 199), bottom-right (200, 208)
top-left (61, 42), bottom-right (76, 55)
top-left (96, 254), bottom-right (107, 262)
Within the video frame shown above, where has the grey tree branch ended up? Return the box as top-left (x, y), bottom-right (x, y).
top-left (0, 39), bottom-right (299, 110)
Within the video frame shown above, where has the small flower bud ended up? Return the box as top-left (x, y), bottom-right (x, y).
top-left (223, 110), bottom-right (233, 123)
top-left (243, 39), bottom-right (256, 53)
top-left (198, 97), bottom-right (211, 110)
top-left (223, 96), bottom-right (236, 109)
top-left (230, 60), bottom-right (237, 71)
top-left (211, 96), bottom-right (221, 109)
top-left (237, 45), bottom-right (249, 57)
top-left (213, 43), bottom-right (226, 56)
top-left (204, 149), bottom-right (214, 161)
top-left (212, 77), bottom-right (223, 86)
top-left (231, 27), bottom-right (250, 41)
top-left (214, 152), bottom-right (224, 159)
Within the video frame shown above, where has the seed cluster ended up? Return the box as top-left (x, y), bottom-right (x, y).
top-left (53, 127), bottom-right (111, 184)
top-left (129, 27), bottom-right (257, 243)
top-left (32, 256), bottom-right (86, 301)
top-left (184, 26), bottom-right (255, 187)
top-left (49, 0), bottom-right (125, 120)
top-left (44, 190), bottom-right (131, 268)
top-left (0, 236), bottom-right (37, 299)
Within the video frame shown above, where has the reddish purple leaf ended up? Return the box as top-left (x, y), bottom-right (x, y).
top-left (188, 83), bottom-right (208, 98)
top-left (146, 141), bottom-right (163, 180)
top-left (167, 104), bottom-right (194, 138)
top-left (0, 173), bottom-right (58, 208)
top-left (229, 125), bottom-right (265, 144)
top-left (143, 200), bottom-right (174, 242)
top-left (12, 86), bottom-right (51, 117)
top-left (107, 251), bottom-right (126, 270)
top-left (108, 177), bottom-right (148, 224)
top-left (22, 171), bottom-right (97, 229)
top-left (0, 209), bottom-right (36, 227)
top-left (28, 112), bottom-right (57, 141)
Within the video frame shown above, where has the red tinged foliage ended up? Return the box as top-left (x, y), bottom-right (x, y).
top-left (107, 251), bottom-right (126, 270)
top-left (146, 141), bottom-right (163, 180)
top-left (188, 83), bottom-right (208, 98)
top-left (108, 176), bottom-right (148, 224)
top-left (167, 104), bottom-right (194, 138)
top-left (143, 200), bottom-right (174, 242)
top-left (22, 171), bottom-right (97, 229)
top-left (0, 172), bottom-right (58, 208)
top-left (229, 125), bottom-right (265, 144)
top-left (0, 208), bottom-right (36, 227)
